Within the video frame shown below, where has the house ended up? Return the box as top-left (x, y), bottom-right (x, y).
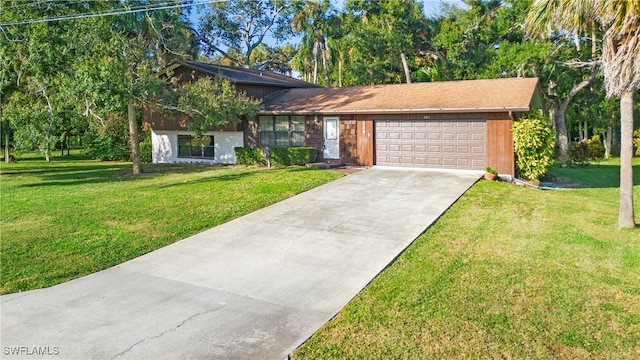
top-left (142, 62), bottom-right (320, 164)
top-left (143, 62), bottom-right (543, 177)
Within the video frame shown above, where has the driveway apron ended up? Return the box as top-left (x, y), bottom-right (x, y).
top-left (1, 167), bottom-right (481, 359)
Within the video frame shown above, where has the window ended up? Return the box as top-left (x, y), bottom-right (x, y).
top-left (259, 116), bottom-right (306, 147)
top-left (178, 135), bottom-right (215, 159)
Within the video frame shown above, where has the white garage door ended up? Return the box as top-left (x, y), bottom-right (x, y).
top-left (375, 119), bottom-right (486, 170)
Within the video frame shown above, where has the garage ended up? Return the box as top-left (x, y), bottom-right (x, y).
top-left (375, 119), bottom-right (487, 170)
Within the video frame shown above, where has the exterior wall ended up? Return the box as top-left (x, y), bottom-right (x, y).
top-left (305, 116), bottom-right (323, 158)
top-left (251, 111), bottom-right (515, 175)
top-left (169, 68), bottom-right (287, 99)
top-left (143, 105), bottom-right (242, 132)
top-left (151, 130), bottom-right (244, 164)
top-left (339, 119), bottom-right (358, 164)
top-left (486, 118), bottom-right (515, 176)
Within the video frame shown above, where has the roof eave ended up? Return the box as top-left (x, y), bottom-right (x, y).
top-left (258, 106), bottom-right (531, 116)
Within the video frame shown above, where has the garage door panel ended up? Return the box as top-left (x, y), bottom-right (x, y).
top-left (376, 119), bottom-right (486, 170)
top-left (442, 133), bottom-right (455, 141)
top-left (442, 145), bottom-right (455, 153)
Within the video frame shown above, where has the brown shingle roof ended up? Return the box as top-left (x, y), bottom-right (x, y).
top-left (163, 62), bottom-right (319, 88)
top-left (261, 77), bottom-right (542, 114)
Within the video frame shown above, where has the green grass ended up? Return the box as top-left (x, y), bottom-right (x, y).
top-left (295, 158), bottom-right (640, 359)
top-left (0, 151), bottom-right (343, 294)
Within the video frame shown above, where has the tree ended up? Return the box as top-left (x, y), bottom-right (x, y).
top-left (250, 43), bottom-right (297, 75)
top-left (291, 0), bottom-right (336, 87)
top-left (155, 77), bottom-right (261, 137)
top-left (71, 3), bottom-right (197, 174)
top-left (198, 0), bottom-right (295, 68)
top-left (336, 0), bottom-right (429, 86)
top-left (601, 0), bottom-right (640, 228)
top-left (0, 1), bottom-right (84, 162)
top-left (526, 0), bottom-right (639, 228)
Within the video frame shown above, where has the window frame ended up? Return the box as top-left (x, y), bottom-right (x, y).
top-left (177, 134), bottom-right (215, 159)
top-left (258, 115), bottom-right (306, 147)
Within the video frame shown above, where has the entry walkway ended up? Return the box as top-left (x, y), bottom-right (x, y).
top-left (1, 167), bottom-right (481, 359)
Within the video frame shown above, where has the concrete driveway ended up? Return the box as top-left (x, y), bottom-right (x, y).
top-left (1, 167), bottom-right (481, 359)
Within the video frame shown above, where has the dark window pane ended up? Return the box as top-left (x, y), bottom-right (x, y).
top-left (291, 132), bottom-right (305, 146)
top-left (259, 116), bottom-right (274, 131)
top-left (178, 135), bottom-right (214, 159)
top-left (291, 116), bottom-right (305, 132)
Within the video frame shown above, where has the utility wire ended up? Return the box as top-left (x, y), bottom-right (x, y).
top-left (0, 0), bottom-right (224, 26)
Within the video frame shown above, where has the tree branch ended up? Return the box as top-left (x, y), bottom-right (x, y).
top-left (191, 26), bottom-right (245, 67)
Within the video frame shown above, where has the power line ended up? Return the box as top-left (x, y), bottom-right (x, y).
top-left (0, 0), bottom-right (225, 26)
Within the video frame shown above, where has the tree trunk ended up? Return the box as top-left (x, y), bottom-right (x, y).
top-left (618, 91), bottom-right (635, 228)
top-left (321, 40), bottom-right (330, 88)
top-left (4, 126), bottom-right (9, 163)
top-left (603, 126), bottom-right (612, 158)
top-left (553, 103), bottom-right (570, 161)
top-left (578, 119), bottom-right (583, 140)
top-left (128, 100), bottom-right (143, 175)
top-left (401, 53), bottom-right (411, 84)
top-left (338, 57), bottom-right (343, 87)
top-left (312, 41), bottom-right (319, 85)
top-left (2, 104), bottom-right (9, 163)
top-left (552, 71), bottom-right (598, 160)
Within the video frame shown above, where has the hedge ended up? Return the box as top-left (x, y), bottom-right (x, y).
top-left (234, 147), bottom-right (317, 166)
top-left (234, 147), bottom-right (266, 165)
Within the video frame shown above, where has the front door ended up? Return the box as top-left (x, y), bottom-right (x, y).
top-left (323, 117), bottom-right (339, 159)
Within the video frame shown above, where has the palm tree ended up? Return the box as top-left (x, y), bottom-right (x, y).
top-left (291, 0), bottom-right (335, 87)
top-left (526, 0), bottom-right (639, 228)
top-left (600, 0), bottom-right (640, 228)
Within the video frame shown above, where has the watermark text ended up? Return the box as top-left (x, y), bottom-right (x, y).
top-left (3, 346), bottom-right (60, 357)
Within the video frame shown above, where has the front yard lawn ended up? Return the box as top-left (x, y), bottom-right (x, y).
top-left (295, 159), bottom-right (640, 359)
top-left (0, 153), bottom-right (343, 294)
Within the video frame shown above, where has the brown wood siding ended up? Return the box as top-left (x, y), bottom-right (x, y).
top-left (339, 120), bottom-right (358, 164)
top-left (169, 68), bottom-right (288, 100)
top-left (486, 118), bottom-right (515, 176)
top-left (356, 120), bottom-right (374, 166)
top-left (306, 116), bottom-right (323, 157)
top-left (143, 105), bottom-right (242, 132)
top-left (235, 84), bottom-right (287, 99)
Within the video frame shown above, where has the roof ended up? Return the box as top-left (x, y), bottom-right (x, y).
top-left (261, 77), bottom-right (543, 114)
top-left (162, 62), bottom-right (319, 88)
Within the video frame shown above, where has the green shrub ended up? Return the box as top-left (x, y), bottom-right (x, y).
top-left (234, 147), bottom-right (318, 166)
top-left (587, 135), bottom-right (605, 159)
top-left (634, 130), bottom-right (640, 157)
top-left (270, 147), bottom-right (317, 166)
top-left (140, 141), bottom-right (152, 164)
top-left (234, 147), bottom-right (266, 165)
top-left (570, 135), bottom-right (605, 167)
top-left (512, 111), bottom-right (556, 181)
top-left (83, 133), bottom-right (130, 161)
top-left (570, 141), bottom-right (590, 167)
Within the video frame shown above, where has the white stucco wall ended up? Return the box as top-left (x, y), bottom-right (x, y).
top-left (151, 130), bottom-right (244, 164)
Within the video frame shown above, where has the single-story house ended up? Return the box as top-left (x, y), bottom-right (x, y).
top-left (143, 62), bottom-right (543, 177)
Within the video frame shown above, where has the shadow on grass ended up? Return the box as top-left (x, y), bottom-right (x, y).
top-left (9, 161), bottom-right (244, 188)
top-left (548, 160), bottom-right (640, 189)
